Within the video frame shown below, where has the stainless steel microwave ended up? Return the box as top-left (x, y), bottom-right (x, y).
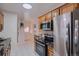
top-left (42, 22), bottom-right (51, 31)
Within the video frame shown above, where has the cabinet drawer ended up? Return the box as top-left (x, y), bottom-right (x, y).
top-left (48, 50), bottom-right (54, 56)
top-left (52, 8), bottom-right (60, 17)
top-left (48, 47), bottom-right (54, 56)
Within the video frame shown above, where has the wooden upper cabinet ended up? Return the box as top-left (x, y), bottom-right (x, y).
top-left (38, 15), bottom-right (45, 23)
top-left (45, 12), bottom-right (51, 21)
top-left (60, 3), bottom-right (79, 15)
top-left (38, 3), bottom-right (79, 32)
top-left (38, 16), bottom-right (45, 31)
top-left (60, 4), bottom-right (73, 14)
top-left (52, 8), bottom-right (60, 17)
top-left (0, 12), bottom-right (4, 32)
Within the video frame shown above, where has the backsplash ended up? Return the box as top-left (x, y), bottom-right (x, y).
top-left (43, 31), bottom-right (53, 36)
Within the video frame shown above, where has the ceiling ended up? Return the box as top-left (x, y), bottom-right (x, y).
top-left (0, 3), bottom-right (64, 20)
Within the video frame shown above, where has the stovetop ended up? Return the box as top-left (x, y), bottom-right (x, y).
top-left (35, 34), bottom-right (54, 45)
top-left (36, 38), bottom-right (45, 44)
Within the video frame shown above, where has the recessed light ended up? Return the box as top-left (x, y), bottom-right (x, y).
top-left (23, 3), bottom-right (32, 9)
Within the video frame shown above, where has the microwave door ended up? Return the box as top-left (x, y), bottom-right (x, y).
top-left (47, 22), bottom-right (51, 30)
top-left (59, 13), bottom-right (71, 56)
top-left (53, 16), bottom-right (61, 56)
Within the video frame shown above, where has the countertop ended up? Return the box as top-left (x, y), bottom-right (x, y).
top-left (0, 38), bottom-right (11, 50)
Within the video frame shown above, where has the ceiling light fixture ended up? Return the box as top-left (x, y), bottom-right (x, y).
top-left (23, 3), bottom-right (32, 9)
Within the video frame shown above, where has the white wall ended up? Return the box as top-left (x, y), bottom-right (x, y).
top-left (33, 18), bottom-right (39, 35)
top-left (17, 13), bottom-right (35, 45)
top-left (0, 12), bottom-right (17, 55)
top-left (24, 20), bottom-right (34, 40)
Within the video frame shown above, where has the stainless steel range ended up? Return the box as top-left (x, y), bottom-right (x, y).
top-left (34, 35), bottom-right (47, 56)
top-left (34, 34), bottom-right (53, 56)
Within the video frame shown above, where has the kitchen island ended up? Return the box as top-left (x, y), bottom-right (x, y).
top-left (0, 38), bottom-right (11, 56)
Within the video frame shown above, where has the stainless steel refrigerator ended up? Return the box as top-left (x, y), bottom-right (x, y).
top-left (53, 9), bottom-right (79, 56)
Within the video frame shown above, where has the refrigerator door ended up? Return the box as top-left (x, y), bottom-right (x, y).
top-left (74, 20), bottom-right (79, 56)
top-left (53, 12), bottom-right (72, 56)
top-left (58, 15), bottom-right (67, 56)
top-left (54, 9), bottom-right (79, 56)
top-left (53, 13), bottom-right (71, 56)
top-left (59, 12), bottom-right (71, 56)
top-left (72, 9), bottom-right (79, 56)
top-left (53, 16), bottom-right (60, 56)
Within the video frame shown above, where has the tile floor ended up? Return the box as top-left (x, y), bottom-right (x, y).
top-left (10, 28), bottom-right (39, 56)
top-left (10, 41), bottom-right (38, 56)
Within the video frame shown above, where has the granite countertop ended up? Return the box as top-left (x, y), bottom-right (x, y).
top-left (0, 38), bottom-right (11, 50)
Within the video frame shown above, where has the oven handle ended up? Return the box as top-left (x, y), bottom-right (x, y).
top-left (36, 41), bottom-right (45, 46)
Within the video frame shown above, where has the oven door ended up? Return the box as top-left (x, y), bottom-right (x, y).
top-left (35, 41), bottom-right (46, 56)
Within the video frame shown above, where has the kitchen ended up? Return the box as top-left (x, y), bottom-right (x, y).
top-left (35, 3), bottom-right (79, 56)
top-left (0, 3), bottom-right (79, 56)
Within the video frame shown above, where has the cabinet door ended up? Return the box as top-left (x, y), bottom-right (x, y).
top-left (38, 16), bottom-right (45, 32)
top-left (48, 46), bottom-right (54, 56)
top-left (52, 8), bottom-right (60, 17)
top-left (73, 3), bottom-right (79, 10)
top-left (60, 4), bottom-right (78, 15)
top-left (0, 13), bottom-right (4, 32)
top-left (45, 12), bottom-right (51, 21)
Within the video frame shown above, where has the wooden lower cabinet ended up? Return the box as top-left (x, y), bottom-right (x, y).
top-left (47, 45), bottom-right (54, 56)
